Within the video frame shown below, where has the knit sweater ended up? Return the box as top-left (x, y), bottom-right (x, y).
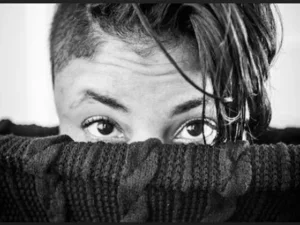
top-left (0, 119), bottom-right (300, 222)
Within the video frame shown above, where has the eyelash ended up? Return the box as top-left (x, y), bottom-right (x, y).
top-left (172, 117), bottom-right (217, 138)
top-left (81, 116), bottom-right (217, 142)
top-left (81, 115), bottom-right (123, 132)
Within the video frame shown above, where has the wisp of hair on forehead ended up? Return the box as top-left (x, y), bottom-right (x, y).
top-left (50, 3), bottom-right (282, 143)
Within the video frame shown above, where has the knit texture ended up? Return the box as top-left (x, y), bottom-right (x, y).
top-left (0, 120), bottom-right (300, 222)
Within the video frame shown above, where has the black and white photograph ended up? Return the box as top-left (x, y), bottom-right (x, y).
top-left (0, 3), bottom-right (299, 222)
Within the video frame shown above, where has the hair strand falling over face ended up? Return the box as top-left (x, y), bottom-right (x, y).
top-left (50, 3), bottom-right (282, 143)
top-left (131, 3), bottom-right (282, 144)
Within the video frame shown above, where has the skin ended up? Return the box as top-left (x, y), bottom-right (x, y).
top-left (54, 36), bottom-right (218, 144)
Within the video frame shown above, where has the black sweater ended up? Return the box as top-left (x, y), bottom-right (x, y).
top-left (0, 119), bottom-right (300, 222)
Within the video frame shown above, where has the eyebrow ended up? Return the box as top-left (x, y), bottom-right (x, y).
top-left (170, 98), bottom-right (208, 117)
top-left (74, 90), bottom-right (207, 116)
top-left (78, 90), bottom-right (129, 113)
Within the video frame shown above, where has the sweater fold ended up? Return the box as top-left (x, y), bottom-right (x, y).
top-left (0, 121), bottom-right (300, 222)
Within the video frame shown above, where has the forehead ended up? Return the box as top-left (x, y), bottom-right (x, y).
top-left (95, 36), bottom-right (200, 70)
top-left (55, 36), bottom-right (201, 83)
top-left (54, 37), bottom-right (212, 115)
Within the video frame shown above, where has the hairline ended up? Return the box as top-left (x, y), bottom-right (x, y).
top-left (53, 31), bottom-right (197, 84)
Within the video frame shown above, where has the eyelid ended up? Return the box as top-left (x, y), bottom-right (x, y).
top-left (81, 115), bottom-right (123, 133)
top-left (172, 117), bottom-right (217, 139)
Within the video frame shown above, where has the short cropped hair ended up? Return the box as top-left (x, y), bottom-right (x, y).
top-left (50, 3), bottom-right (282, 143)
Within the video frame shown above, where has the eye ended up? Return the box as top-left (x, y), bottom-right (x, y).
top-left (82, 116), bottom-right (125, 142)
top-left (173, 118), bottom-right (218, 145)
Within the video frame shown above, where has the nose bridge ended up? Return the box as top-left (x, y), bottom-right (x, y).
top-left (127, 115), bottom-right (167, 144)
top-left (128, 130), bottom-right (164, 144)
top-left (127, 96), bottom-right (168, 144)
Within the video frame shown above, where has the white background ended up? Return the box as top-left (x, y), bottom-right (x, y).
top-left (0, 4), bottom-right (299, 128)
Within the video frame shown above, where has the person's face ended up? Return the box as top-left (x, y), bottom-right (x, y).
top-left (54, 37), bottom-right (217, 144)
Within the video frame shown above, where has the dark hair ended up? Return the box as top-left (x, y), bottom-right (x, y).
top-left (50, 3), bottom-right (282, 143)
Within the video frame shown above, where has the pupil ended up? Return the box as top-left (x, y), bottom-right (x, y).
top-left (97, 120), bottom-right (114, 135)
top-left (187, 121), bottom-right (202, 136)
